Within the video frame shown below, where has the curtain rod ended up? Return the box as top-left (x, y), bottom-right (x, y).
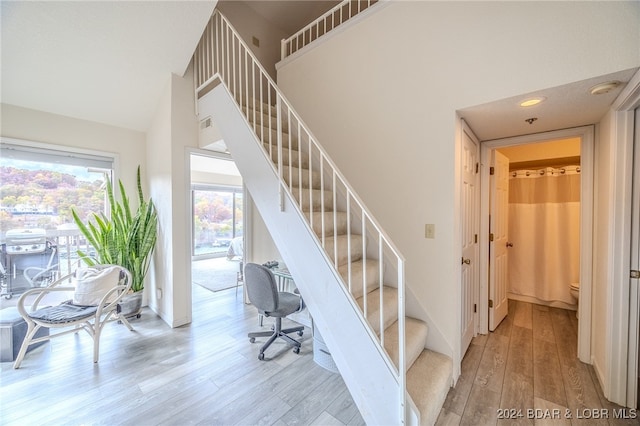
top-left (510, 164), bottom-right (581, 177)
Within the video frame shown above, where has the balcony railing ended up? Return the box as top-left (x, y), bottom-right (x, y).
top-left (281, 0), bottom-right (381, 60)
top-left (1, 229), bottom-right (92, 290)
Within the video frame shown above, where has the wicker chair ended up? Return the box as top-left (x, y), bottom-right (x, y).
top-left (13, 264), bottom-right (134, 369)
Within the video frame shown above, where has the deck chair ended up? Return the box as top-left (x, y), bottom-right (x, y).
top-left (13, 264), bottom-right (134, 369)
top-left (23, 240), bottom-right (59, 287)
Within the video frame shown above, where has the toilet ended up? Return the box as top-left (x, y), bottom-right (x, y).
top-left (569, 282), bottom-right (580, 318)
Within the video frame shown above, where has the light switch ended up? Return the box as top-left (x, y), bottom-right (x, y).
top-left (425, 224), bottom-right (435, 239)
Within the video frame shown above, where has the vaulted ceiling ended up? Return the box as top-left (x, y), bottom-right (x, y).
top-left (1, 0), bottom-right (337, 133)
top-left (1, 1), bottom-right (636, 140)
top-left (1, 1), bottom-right (217, 132)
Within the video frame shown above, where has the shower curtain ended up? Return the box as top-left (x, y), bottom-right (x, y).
top-left (507, 166), bottom-right (580, 305)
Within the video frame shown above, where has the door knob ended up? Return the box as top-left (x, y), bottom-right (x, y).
top-left (506, 242), bottom-right (513, 248)
top-left (462, 257), bottom-right (471, 265)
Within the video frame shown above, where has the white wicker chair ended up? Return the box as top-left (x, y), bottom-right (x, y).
top-left (13, 264), bottom-right (134, 369)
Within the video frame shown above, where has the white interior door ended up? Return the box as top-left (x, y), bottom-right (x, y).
top-left (489, 150), bottom-right (509, 331)
top-left (628, 107), bottom-right (640, 407)
top-left (461, 124), bottom-right (479, 354)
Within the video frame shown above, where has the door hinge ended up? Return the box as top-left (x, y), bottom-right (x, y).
top-left (488, 299), bottom-right (494, 308)
top-left (489, 233), bottom-right (494, 242)
top-left (475, 162), bottom-right (479, 173)
top-left (474, 234), bottom-right (478, 243)
top-left (474, 303), bottom-right (477, 313)
top-left (489, 166), bottom-right (495, 175)
top-left (632, 270), bottom-right (640, 279)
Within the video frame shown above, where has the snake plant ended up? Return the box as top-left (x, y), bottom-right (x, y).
top-left (72, 166), bottom-right (157, 292)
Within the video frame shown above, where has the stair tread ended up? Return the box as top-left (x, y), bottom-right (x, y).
top-left (265, 144), bottom-right (308, 168)
top-left (356, 285), bottom-right (398, 334)
top-left (383, 317), bottom-right (428, 372)
top-left (338, 259), bottom-right (379, 298)
top-left (290, 187), bottom-right (334, 210)
top-left (307, 211), bottom-right (349, 237)
top-left (324, 234), bottom-right (363, 265)
top-left (284, 166), bottom-right (321, 189)
top-left (407, 349), bottom-right (453, 426)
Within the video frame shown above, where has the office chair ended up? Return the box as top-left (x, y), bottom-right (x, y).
top-left (245, 263), bottom-right (304, 360)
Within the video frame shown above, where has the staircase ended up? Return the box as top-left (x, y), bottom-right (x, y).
top-left (194, 11), bottom-right (452, 425)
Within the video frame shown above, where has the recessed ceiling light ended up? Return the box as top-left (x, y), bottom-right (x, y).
top-left (589, 81), bottom-right (621, 95)
top-left (519, 97), bottom-right (546, 107)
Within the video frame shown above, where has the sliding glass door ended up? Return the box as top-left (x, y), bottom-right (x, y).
top-left (192, 186), bottom-right (243, 259)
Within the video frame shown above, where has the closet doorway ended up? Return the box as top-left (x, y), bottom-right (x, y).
top-left (480, 126), bottom-right (594, 363)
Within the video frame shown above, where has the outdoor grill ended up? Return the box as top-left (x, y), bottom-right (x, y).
top-left (4, 228), bottom-right (47, 254)
top-left (1, 228), bottom-right (59, 299)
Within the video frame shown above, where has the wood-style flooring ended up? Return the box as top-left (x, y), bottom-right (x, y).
top-left (0, 284), bottom-right (364, 425)
top-left (436, 300), bottom-right (639, 426)
top-left (2, 286), bottom-right (638, 426)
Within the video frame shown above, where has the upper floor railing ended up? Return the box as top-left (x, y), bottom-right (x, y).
top-left (280, 0), bottom-right (381, 60)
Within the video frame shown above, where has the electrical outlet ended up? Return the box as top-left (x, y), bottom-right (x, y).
top-left (425, 224), bottom-right (435, 239)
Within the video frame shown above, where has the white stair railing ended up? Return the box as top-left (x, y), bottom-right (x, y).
top-left (194, 10), bottom-right (406, 423)
top-left (280, 0), bottom-right (381, 60)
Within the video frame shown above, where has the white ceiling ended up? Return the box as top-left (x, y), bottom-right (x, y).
top-left (1, 1), bottom-right (636, 142)
top-left (1, 0), bottom-right (217, 132)
top-left (460, 68), bottom-right (639, 141)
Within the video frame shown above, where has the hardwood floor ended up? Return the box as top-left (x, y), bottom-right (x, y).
top-left (0, 284), bottom-right (364, 425)
top-left (436, 300), bottom-right (640, 426)
top-left (3, 290), bottom-right (638, 426)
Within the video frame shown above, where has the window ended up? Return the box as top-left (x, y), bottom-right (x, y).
top-left (1, 139), bottom-right (115, 279)
top-left (0, 140), bottom-right (114, 232)
top-left (192, 186), bottom-right (243, 258)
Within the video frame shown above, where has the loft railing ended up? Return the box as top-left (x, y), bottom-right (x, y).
top-left (194, 10), bottom-right (406, 424)
top-left (280, 0), bottom-right (381, 60)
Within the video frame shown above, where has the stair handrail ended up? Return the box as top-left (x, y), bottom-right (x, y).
top-left (194, 10), bottom-right (407, 423)
top-left (281, 0), bottom-right (381, 60)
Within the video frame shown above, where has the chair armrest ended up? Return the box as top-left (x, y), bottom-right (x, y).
top-left (95, 284), bottom-right (130, 317)
top-left (16, 286), bottom-right (76, 319)
top-left (28, 272), bottom-right (76, 308)
top-left (94, 267), bottom-right (133, 317)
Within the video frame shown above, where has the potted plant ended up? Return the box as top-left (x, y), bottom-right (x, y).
top-left (72, 166), bottom-right (158, 317)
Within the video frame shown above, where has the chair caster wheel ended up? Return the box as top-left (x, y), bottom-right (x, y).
top-left (250, 337), bottom-right (256, 343)
top-left (293, 347), bottom-right (300, 354)
top-left (258, 353), bottom-right (265, 360)
top-left (297, 330), bottom-right (303, 336)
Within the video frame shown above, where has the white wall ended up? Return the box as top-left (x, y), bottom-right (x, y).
top-left (248, 202), bottom-right (281, 264)
top-left (146, 76), bottom-right (175, 323)
top-left (146, 64), bottom-right (200, 327)
top-left (146, 60), bottom-right (282, 325)
top-left (498, 138), bottom-right (581, 163)
top-left (0, 103), bottom-right (145, 190)
top-left (216, 1), bottom-right (288, 80)
top-left (276, 1), bottom-right (640, 370)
